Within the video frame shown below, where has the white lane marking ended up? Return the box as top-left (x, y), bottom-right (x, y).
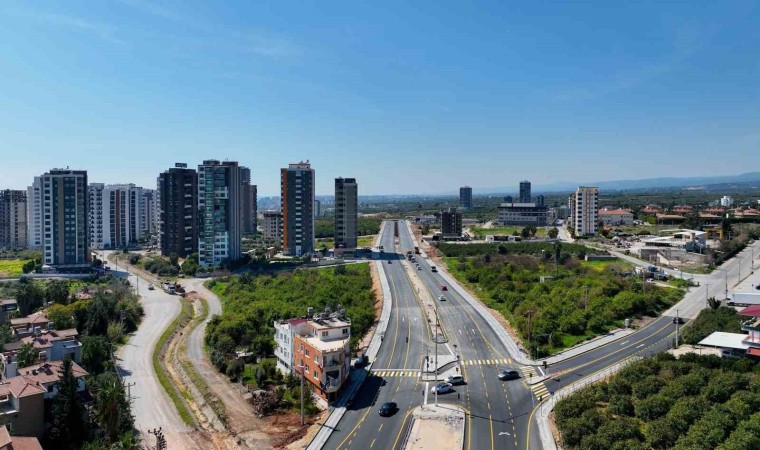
top-left (636, 343), bottom-right (645, 349)
top-left (620, 340), bottom-right (629, 346)
top-left (499, 432), bottom-right (511, 436)
top-left (459, 329), bottom-right (462, 335)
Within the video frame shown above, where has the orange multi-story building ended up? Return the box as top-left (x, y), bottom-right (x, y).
top-left (293, 314), bottom-right (351, 402)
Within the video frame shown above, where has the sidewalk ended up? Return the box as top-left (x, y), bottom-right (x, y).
top-left (403, 405), bottom-right (465, 450)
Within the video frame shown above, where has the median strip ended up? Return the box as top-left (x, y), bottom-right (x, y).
top-left (153, 297), bottom-right (196, 426)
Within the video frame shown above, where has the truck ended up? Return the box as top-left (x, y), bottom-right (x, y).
top-left (727, 292), bottom-right (760, 307)
top-left (163, 283), bottom-right (176, 294)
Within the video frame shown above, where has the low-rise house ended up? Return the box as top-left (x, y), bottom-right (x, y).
top-left (0, 300), bottom-right (17, 324)
top-left (599, 208), bottom-right (634, 226)
top-left (2, 329), bottom-right (82, 379)
top-left (16, 360), bottom-right (88, 399)
top-left (292, 311), bottom-right (352, 403)
top-left (0, 425), bottom-right (42, 450)
top-left (9, 313), bottom-right (50, 339)
top-left (0, 376), bottom-right (46, 438)
top-left (273, 318), bottom-right (308, 374)
top-left (641, 204), bottom-right (661, 215)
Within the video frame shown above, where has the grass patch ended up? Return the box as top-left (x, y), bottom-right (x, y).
top-left (0, 260), bottom-right (29, 277)
top-left (153, 298), bottom-right (195, 426)
top-left (358, 234), bottom-right (377, 248)
top-left (470, 226), bottom-right (547, 238)
top-left (581, 260), bottom-right (634, 271)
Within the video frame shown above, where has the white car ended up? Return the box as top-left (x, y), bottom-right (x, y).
top-left (148, 283), bottom-right (155, 290)
top-left (431, 383), bottom-right (454, 394)
top-left (438, 295), bottom-right (446, 301)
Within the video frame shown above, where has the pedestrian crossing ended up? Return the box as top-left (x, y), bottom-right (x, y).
top-left (530, 382), bottom-right (550, 401)
top-left (519, 365), bottom-right (540, 379)
top-left (460, 358), bottom-right (513, 366)
top-left (370, 370), bottom-right (420, 378)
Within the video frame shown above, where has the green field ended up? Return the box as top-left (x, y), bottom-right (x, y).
top-left (470, 225), bottom-right (548, 238)
top-left (0, 260), bottom-right (28, 277)
top-left (316, 234), bottom-right (378, 250)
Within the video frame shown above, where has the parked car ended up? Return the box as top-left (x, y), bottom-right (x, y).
top-left (355, 355), bottom-right (369, 368)
top-left (440, 285), bottom-right (447, 291)
top-left (446, 375), bottom-right (465, 385)
top-left (498, 370), bottom-right (520, 381)
top-left (416, 265), bottom-right (421, 270)
top-left (438, 295), bottom-right (446, 301)
top-left (431, 266), bottom-right (438, 272)
top-left (378, 402), bottom-right (398, 417)
top-left (148, 283), bottom-right (155, 290)
top-left (431, 383), bottom-right (454, 394)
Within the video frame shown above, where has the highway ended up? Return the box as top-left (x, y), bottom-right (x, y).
top-left (400, 222), bottom-right (539, 450)
top-left (324, 222), bottom-right (429, 450)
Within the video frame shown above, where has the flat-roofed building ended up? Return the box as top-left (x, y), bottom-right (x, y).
top-left (292, 312), bottom-right (351, 402)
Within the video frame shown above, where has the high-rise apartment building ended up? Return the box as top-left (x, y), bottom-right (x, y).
top-left (198, 160), bottom-right (241, 267)
top-left (38, 169), bottom-right (89, 268)
top-left (334, 178), bottom-right (358, 250)
top-left (569, 186), bottom-right (599, 236)
top-left (158, 163), bottom-right (198, 258)
top-left (281, 162), bottom-right (315, 256)
top-left (536, 195), bottom-right (545, 207)
top-left (239, 166), bottom-right (257, 234)
top-left (314, 199), bottom-right (321, 218)
top-left (0, 190), bottom-right (28, 250)
top-left (262, 210), bottom-right (282, 245)
top-left (88, 184), bottom-right (152, 250)
top-left (459, 186), bottom-right (473, 210)
top-left (26, 178), bottom-right (43, 249)
top-left (441, 208), bottom-right (463, 237)
top-left (251, 185), bottom-right (258, 232)
top-left (519, 180), bottom-right (532, 203)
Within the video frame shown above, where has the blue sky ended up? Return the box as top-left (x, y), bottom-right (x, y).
top-left (2, 0), bottom-right (760, 195)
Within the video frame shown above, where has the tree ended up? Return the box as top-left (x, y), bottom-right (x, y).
top-left (22, 260), bottom-right (36, 274)
top-left (106, 321), bottom-right (125, 344)
top-left (548, 227), bottom-right (559, 239)
top-left (169, 253), bottom-right (179, 267)
top-left (47, 303), bottom-right (75, 329)
top-left (90, 372), bottom-right (134, 444)
top-left (15, 277), bottom-right (44, 315)
top-left (226, 358), bottom-right (245, 382)
top-left (48, 357), bottom-right (87, 448)
top-left (721, 217), bottom-right (733, 240)
top-left (17, 342), bottom-right (38, 368)
top-left (521, 227), bottom-right (531, 238)
top-left (81, 335), bottom-right (110, 375)
top-left (46, 280), bottom-right (71, 305)
top-left (707, 297), bottom-right (721, 310)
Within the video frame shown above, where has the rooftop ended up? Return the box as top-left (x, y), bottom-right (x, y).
top-left (309, 316), bottom-right (351, 330)
top-left (17, 360), bottom-right (88, 385)
top-left (10, 312), bottom-right (48, 327)
top-left (598, 209), bottom-right (633, 216)
top-left (303, 335), bottom-right (350, 353)
top-left (698, 332), bottom-right (750, 351)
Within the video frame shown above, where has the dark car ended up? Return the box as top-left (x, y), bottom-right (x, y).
top-left (355, 355), bottom-right (369, 368)
top-left (379, 402), bottom-right (398, 417)
top-left (441, 285), bottom-right (447, 291)
top-left (498, 370), bottom-right (520, 381)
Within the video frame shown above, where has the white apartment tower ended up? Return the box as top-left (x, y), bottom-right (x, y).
top-left (88, 183), bottom-right (153, 250)
top-left (26, 177), bottom-right (43, 249)
top-left (569, 186), bottom-right (599, 236)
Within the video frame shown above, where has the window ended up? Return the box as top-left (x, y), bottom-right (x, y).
top-left (321, 331), bottom-right (328, 337)
top-left (305, 349), bottom-right (310, 357)
top-left (313, 370), bottom-right (318, 379)
top-left (342, 328), bottom-right (349, 335)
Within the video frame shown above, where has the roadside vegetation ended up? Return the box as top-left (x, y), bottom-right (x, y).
top-left (437, 241), bottom-right (599, 258)
top-left (443, 243), bottom-right (682, 356)
top-left (469, 225), bottom-right (549, 238)
top-left (681, 305), bottom-right (743, 345)
top-left (315, 217), bottom-right (382, 238)
top-left (206, 263), bottom-right (376, 372)
top-left (555, 353), bottom-right (760, 450)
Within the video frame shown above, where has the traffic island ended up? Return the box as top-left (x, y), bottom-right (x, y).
top-left (402, 405), bottom-right (465, 450)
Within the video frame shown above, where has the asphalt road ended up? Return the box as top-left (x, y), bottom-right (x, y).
top-left (107, 255), bottom-right (194, 448)
top-left (401, 222), bottom-right (539, 450)
top-left (324, 222), bottom-right (431, 450)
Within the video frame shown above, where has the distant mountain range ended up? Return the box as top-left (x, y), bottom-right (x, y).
top-left (484, 172), bottom-right (760, 194)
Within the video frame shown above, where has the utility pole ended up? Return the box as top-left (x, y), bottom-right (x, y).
top-left (300, 365), bottom-right (305, 425)
top-left (725, 270), bottom-right (728, 299)
top-left (675, 309), bottom-right (680, 348)
top-left (435, 314), bottom-right (439, 407)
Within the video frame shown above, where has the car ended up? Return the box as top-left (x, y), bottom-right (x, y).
top-left (438, 295), bottom-right (446, 301)
top-left (431, 266), bottom-right (438, 272)
top-left (355, 355), bottom-right (369, 367)
top-left (148, 283), bottom-right (155, 290)
top-left (756, 284), bottom-right (760, 291)
top-left (388, 260), bottom-right (392, 264)
top-left (378, 402), bottom-right (398, 417)
top-left (431, 383), bottom-right (454, 394)
top-left (440, 285), bottom-right (447, 291)
top-left (498, 370), bottom-right (520, 381)
top-left (672, 317), bottom-right (685, 324)
top-left (446, 375), bottom-right (465, 385)
top-left (416, 265), bottom-right (421, 270)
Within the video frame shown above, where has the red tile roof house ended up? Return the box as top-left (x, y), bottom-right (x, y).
top-left (0, 424), bottom-right (42, 450)
top-left (0, 360), bottom-right (88, 438)
top-left (9, 313), bottom-right (50, 339)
